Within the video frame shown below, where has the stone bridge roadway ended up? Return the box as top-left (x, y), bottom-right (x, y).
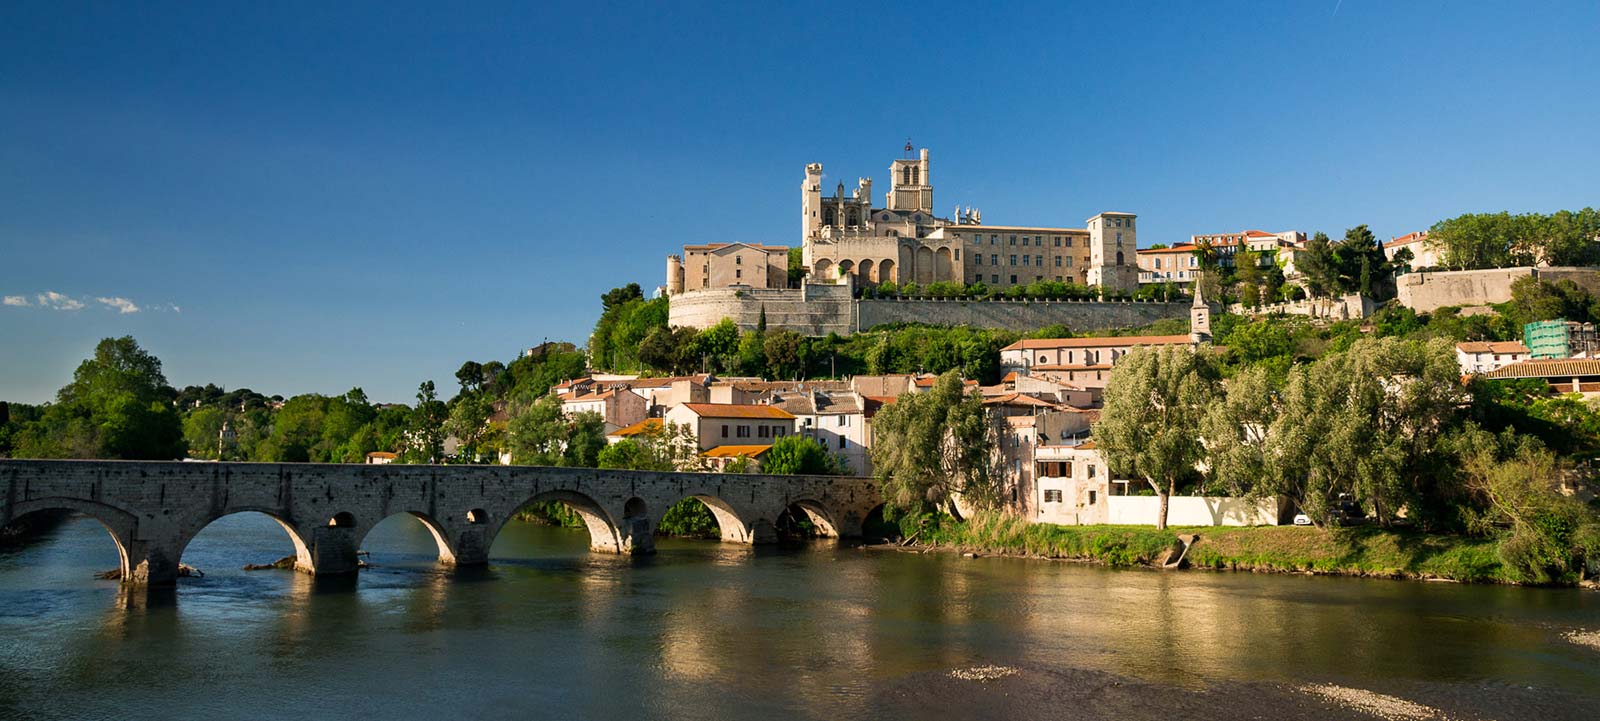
top-left (1, 460), bottom-right (883, 586)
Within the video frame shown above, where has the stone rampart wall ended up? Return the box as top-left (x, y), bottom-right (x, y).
top-left (856, 298), bottom-right (1189, 333)
top-left (669, 286), bottom-right (1190, 335)
top-left (1397, 267), bottom-right (1600, 313)
top-left (1396, 267), bottom-right (1535, 313)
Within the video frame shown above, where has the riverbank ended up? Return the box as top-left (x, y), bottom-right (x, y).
top-left (908, 512), bottom-right (1549, 586)
top-left (873, 663), bottom-right (1597, 721)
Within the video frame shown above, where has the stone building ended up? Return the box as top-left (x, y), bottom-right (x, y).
top-left (666, 242), bottom-right (788, 294)
top-left (792, 147), bottom-right (1140, 294)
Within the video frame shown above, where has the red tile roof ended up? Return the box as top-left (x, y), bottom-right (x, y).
top-left (1383, 231), bottom-right (1430, 249)
top-left (1002, 335), bottom-right (1195, 352)
top-left (608, 418), bottom-right (663, 438)
top-left (676, 403), bottom-right (795, 419)
top-left (701, 444), bottom-right (774, 458)
top-left (1456, 341), bottom-right (1529, 355)
top-left (1482, 359), bottom-right (1600, 380)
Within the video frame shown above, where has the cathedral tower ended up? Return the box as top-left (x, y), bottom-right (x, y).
top-left (886, 147), bottom-right (932, 212)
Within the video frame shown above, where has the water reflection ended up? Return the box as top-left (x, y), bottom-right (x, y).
top-left (2, 514), bottom-right (1598, 721)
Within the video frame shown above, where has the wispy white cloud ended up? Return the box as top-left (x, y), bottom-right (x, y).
top-left (2, 295), bottom-right (28, 307)
top-left (36, 291), bottom-right (86, 311)
top-left (96, 296), bottom-right (141, 314)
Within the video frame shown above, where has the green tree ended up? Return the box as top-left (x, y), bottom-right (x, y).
top-left (404, 381), bottom-right (447, 463)
top-left (869, 372), bottom-right (1001, 516)
top-left (1093, 346), bottom-right (1222, 529)
top-left (762, 435), bottom-right (839, 475)
top-left (13, 336), bottom-right (185, 460)
top-left (1299, 232), bottom-right (1339, 298)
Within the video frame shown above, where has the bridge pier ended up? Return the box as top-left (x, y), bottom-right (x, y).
top-left (448, 527), bottom-right (492, 567)
top-left (308, 525), bottom-right (361, 577)
top-left (127, 540), bottom-right (183, 587)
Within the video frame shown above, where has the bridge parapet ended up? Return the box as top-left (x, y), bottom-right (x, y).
top-left (1, 460), bottom-right (883, 586)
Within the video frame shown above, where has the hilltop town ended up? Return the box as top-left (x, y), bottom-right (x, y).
top-left (5, 147), bottom-right (1599, 585)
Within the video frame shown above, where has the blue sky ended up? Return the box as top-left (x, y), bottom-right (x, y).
top-left (3, 1), bottom-right (1598, 404)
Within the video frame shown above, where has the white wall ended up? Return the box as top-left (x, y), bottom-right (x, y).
top-left (1104, 495), bottom-right (1282, 526)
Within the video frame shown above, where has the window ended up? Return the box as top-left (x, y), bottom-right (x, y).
top-left (1065, 237), bottom-right (1073, 247)
top-left (991, 235), bottom-right (998, 244)
top-left (838, 435), bottom-right (846, 449)
top-left (840, 415), bottom-right (849, 426)
top-left (1009, 235), bottom-right (1017, 245)
top-left (1054, 236), bottom-right (1061, 247)
top-left (758, 426), bottom-right (768, 438)
top-left (1055, 256), bottom-right (1063, 267)
top-left (1065, 257), bottom-right (1073, 267)
top-left (1043, 489), bottom-right (1064, 503)
top-left (975, 255), bottom-right (982, 266)
top-left (991, 254), bottom-right (998, 265)
top-left (1010, 275), bottom-right (1018, 283)
top-left (721, 425), bottom-right (729, 438)
top-left (991, 274), bottom-right (1000, 283)
top-left (1023, 236), bottom-right (1030, 245)
top-left (954, 249), bottom-right (960, 260)
top-left (1088, 464), bottom-right (1097, 478)
top-left (1009, 254), bottom-right (1017, 265)
top-left (1116, 232), bottom-right (1123, 244)
top-left (1036, 255), bottom-right (1043, 266)
top-left (1089, 490), bottom-right (1097, 505)
top-left (735, 269), bottom-right (742, 278)
top-left (737, 425), bottom-right (750, 438)
top-left (1022, 255), bottom-right (1030, 266)
top-left (736, 256), bottom-right (742, 265)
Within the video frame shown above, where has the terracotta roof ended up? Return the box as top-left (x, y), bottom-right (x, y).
top-left (1483, 359), bottom-right (1600, 380)
top-left (864, 395), bottom-right (898, 406)
top-left (626, 374), bottom-right (714, 388)
top-left (608, 418), bottom-right (663, 438)
top-left (1001, 371), bottom-right (1019, 383)
top-left (1456, 341), bottom-right (1529, 355)
top-left (912, 376), bottom-right (980, 388)
top-left (1001, 335), bottom-right (1194, 352)
top-left (1137, 244), bottom-right (1198, 254)
top-left (1244, 230), bottom-right (1277, 238)
top-left (983, 393), bottom-right (1062, 408)
top-left (366, 451), bottom-right (398, 459)
top-left (559, 388), bottom-right (622, 402)
top-left (676, 403), bottom-right (795, 419)
top-left (1383, 231), bottom-right (1430, 249)
top-left (701, 444), bottom-right (774, 459)
top-left (1075, 440), bottom-right (1097, 450)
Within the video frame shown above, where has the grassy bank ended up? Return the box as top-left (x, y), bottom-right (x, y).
top-left (924, 512), bottom-right (1517, 584)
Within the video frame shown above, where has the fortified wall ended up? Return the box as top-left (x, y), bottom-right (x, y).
top-left (667, 282), bottom-right (1190, 335)
top-left (1396, 266), bottom-right (1600, 313)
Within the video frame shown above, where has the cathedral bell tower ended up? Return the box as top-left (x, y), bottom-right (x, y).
top-left (886, 147), bottom-right (932, 212)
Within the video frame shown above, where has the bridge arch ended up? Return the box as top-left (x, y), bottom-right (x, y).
top-left (655, 489), bottom-right (773, 545)
top-left (176, 508), bottom-right (315, 575)
top-left (355, 511), bottom-right (458, 565)
top-left (5, 497), bottom-right (139, 581)
top-left (499, 489), bottom-right (623, 554)
top-left (776, 498), bottom-right (841, 538)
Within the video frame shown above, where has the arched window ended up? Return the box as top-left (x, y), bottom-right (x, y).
top-left (1115, 251), bottom-right (1125, 266)
top-left (902, 166), bottom-right (912, 185)
top-left (823, 208), bottom-right (835, 226)
top-left (912, 167), bottom-right (920, 185)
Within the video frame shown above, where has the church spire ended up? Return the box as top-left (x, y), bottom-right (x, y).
top-left (1190, 280), bottom-right (1212, 344)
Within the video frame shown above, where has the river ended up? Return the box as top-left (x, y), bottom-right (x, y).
top-left (2, 513), bottom-right (1597, 720)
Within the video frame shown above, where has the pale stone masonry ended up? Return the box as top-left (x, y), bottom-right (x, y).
top-left (1, 460), bottom-right (880, 585)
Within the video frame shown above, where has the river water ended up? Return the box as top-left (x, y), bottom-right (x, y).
top-left (2, 513), bottom-right (1597, 720)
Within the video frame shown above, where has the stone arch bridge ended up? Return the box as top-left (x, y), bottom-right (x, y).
top-left (1, 460), bottom-right (882, 586)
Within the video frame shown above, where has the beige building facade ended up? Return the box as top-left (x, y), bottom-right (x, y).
top-left (667, 243), bottom-right (788, 294)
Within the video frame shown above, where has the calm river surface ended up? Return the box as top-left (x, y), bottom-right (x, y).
top-left (2, 513), bottom-right (1598, 721)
